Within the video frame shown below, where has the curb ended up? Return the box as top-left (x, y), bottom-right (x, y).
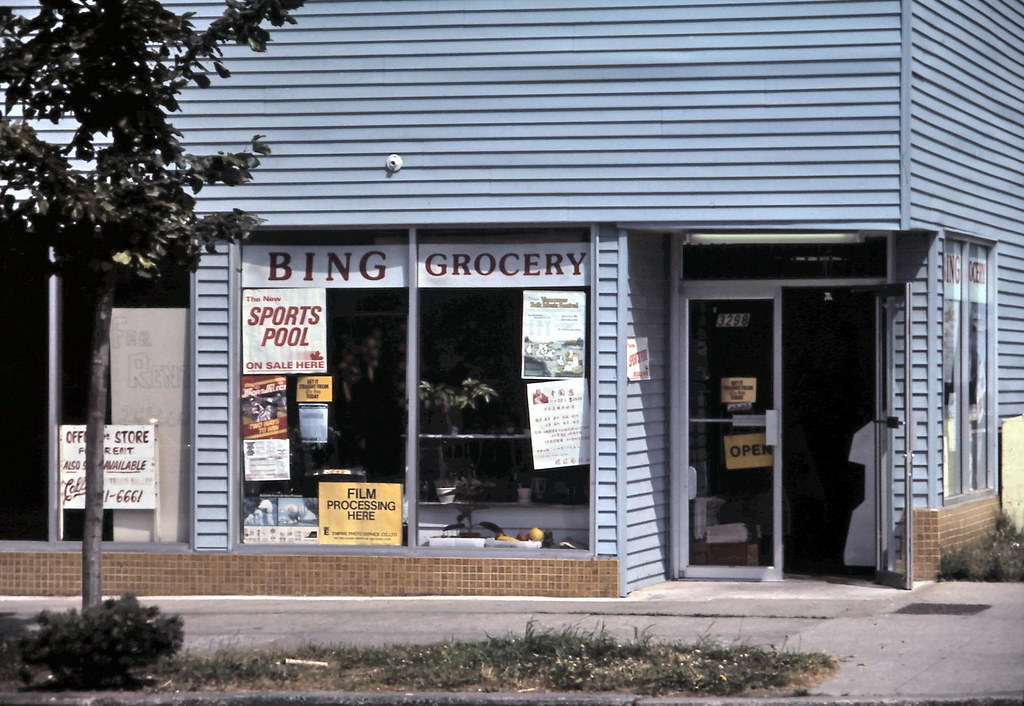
top-left (0, 692), bottom-right (1020, 706)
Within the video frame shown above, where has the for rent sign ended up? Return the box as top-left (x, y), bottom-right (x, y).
top-left (59, 425), bottom-right (158, 509)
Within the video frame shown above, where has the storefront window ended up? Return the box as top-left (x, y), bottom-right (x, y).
top-left (414, 233), bottom-right (592, 550)
top-left (943, 240), bottom-right (992, 496)
top-left (59, 269), bottom-right (191, 542)
top-left (239, 230), bottom-right (593, 551)
top-left (240, 234), bottom-right (408, 545)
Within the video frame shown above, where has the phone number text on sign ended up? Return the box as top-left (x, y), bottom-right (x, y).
top-left (59, 425), bottom-right (158, 509)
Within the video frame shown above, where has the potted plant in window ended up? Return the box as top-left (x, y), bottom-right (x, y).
top-left (418, 377), bottom-right (498, 434)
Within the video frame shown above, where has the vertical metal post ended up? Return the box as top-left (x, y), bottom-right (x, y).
top-left (405, 229), bottom-right (419, 545)
top-left (902, 282), bottom-right (914, 588)
top-left (48, 255), bottom-right (61, 544)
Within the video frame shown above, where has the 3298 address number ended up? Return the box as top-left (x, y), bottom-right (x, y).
top-left (715, 313), bottom-right (750, 328)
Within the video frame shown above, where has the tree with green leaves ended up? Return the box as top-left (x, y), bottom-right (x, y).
top-left (0, 0), bottom-right (304, 608)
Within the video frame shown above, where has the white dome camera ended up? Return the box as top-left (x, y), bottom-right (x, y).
top-left (385, 154), bottom-right (403, 172)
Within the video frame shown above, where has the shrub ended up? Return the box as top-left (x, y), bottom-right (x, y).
top-left (18, 594), bottom-right (183, 688)
top-left (939, 513), bottom-right (1024, 582)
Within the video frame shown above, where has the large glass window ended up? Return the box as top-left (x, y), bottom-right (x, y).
top-left (943, 240), bottom-right (992, 496)
top-left (58, 268), bottom-right (191, 542)
top-left (414, 232), bottom-right (591, 551)
top-left (238, 230), bottom-right (593, 551)
top-left (239, 233), bottom-right (408, 545)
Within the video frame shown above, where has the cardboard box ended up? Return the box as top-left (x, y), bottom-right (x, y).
top-left (692, 540), bottom-right (758, 566)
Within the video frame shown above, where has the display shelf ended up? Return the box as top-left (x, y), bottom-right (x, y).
top-left (417, 501), bottom-right (588, 549)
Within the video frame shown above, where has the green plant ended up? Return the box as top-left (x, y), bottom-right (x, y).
top-left (18, 594), bottom-right (183, 688)
top-left (939, 513), bottom-right (1024, 582)
top-left (419, 378), bottom-right (498, 414)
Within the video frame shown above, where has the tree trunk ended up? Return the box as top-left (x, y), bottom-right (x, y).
top-left (82, 270), bottom-right (116, 610)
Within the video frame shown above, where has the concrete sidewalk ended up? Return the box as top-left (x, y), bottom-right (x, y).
top-left (1, 579), bottom-right (1021, 705)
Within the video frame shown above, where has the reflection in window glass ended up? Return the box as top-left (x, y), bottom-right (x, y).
top-left (942, 241), bottom-right (963, 496)
top-left (968, 243), bottom-right (989, 492)
top-left (943, 240), bottom-right (991, 496)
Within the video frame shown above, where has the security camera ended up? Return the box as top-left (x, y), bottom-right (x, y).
top-left (385, 154), bottom-right (403, 172)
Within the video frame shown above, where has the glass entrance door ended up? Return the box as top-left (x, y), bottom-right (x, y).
top-left (873, 283), bottom-right (915, 589)
top-left (684, 294), bottom-right (780, 578)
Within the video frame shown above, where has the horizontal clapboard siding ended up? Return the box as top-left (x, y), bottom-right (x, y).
top-left (891, 233), bottom-right (938, 508)
top-left (160, 0), bottom-right (904, 229)
top-left (623, 234), bottom-right (671, 591)
top-left (192, 247), bottom-right (235, 550)
top-left (595, 227), bottom-right (623, 567)
top-left (908, 0), bottom-right (1024, 423)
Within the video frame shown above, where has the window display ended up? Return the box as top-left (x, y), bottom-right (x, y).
top-left (943, 240), bottom-right (992, 496)
top-left (239, 231), bottom-right (593, 550)
top-left (240, 287), bottom-right (408, 544)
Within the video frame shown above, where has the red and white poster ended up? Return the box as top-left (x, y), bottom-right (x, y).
top-left (526, 379), bottom-right (590, 469)
top-left (626, 337), bottom-right (651, 381)
top-left (242, 288), bottom-right (327, 374)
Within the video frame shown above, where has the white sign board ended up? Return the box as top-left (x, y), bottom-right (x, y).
top-left (242, 288), bottom-right (327, 373)
top-left (418, 243), bottom-right (589, 288)
top-left (526, 379), bottom-right (590, 469)
top-left (59, 425), bottom-right (158, 509)
top-left (242, 244), bottom-right (409, 288)
top-left (243, 438), bottom-right (291, 481)
top-left (241, 242), bottom-right (589, 289)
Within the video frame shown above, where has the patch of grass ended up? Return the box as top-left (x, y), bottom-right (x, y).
top-left (147, 623), bottom-right (835, 697)
top-left (939, 513), bottom-right (1024, 582)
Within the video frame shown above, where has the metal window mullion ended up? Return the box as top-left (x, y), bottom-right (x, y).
top-left (405, 229), bottom-right (419, 545)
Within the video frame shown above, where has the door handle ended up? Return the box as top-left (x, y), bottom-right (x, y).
top-left (876, 416), bottom-right (903, 429)
top-left (765, 409), bottom-right (779, 446)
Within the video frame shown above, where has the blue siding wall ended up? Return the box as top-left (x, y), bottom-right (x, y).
top-left (908, 0), bottom-right (1024, 420)
top-left (892, 233), bottom-right (938, 509)
top-left (623, 234), bottom-right (671, 590)
top-left (174, 0), bottom-right (904, 229)
top-left (595, 227), bottom-right (624, 566)
top-left (191, 247), bottom-right (236, 550)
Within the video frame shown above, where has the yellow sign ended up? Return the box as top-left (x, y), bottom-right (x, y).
top-left (721, 377), bottom-right (757, 404)
top-left (318, 482), bottom-right (402, 545)
top-left (297, 376), bottom-right (333, 402)
top-left (723, 432), bottom-right (772, 470)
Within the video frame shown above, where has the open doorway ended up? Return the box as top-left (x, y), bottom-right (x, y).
top-left (782, 288), bottom-right (876, 576)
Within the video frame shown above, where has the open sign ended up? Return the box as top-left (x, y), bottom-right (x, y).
top-left (723, 432), bottom-right (773, 470)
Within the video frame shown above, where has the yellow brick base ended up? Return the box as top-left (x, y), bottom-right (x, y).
top-left (913, 495), bottom-right (1001, 580)
top-left (0, 552), bottom-right (620, 598)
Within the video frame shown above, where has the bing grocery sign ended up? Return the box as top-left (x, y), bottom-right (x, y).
top-left (241, 242), bottom-right (590, 289)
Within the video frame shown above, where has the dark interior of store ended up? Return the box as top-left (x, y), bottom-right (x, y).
top-left (782, 287), bottom-right (876, 576)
